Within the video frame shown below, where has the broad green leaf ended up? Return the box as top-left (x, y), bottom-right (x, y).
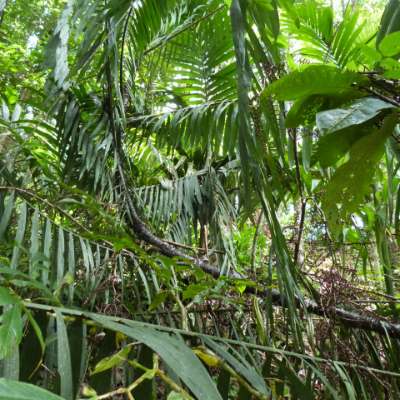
top-left (376, 0), bottom-right (400, 48)
top-left (260, 66), bottom-right (369, 101)
top-left (356, 43), bottom-right (382, 62)
top-left (148, 290), bottom-right (169, 311)
top-left (383, 69), bottom-right (400, 79)
top-left (286, 95), bottom-right (332, 128)
top-left (0, 304), bottom-right (22, 360)
top-left (316, 98), bottom-right (395, 135)
top-left (317, 119), bottom-right (376, 169)
top-left (91, 343), bottom-right (133, 375)
top-left (0, 378), bottom-right (64, 400)
top-left (381, 58), bottom-right (400, 69)
top-left (0, 287), bottom-right (18, 306)
top-left (323, 112), bottom-right (399, 239)
top-left (182, 282), bottom-right (215, 300)
top-left (379, 31), bottom-right (400, 57)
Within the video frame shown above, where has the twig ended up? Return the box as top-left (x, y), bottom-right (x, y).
top-left (289, 128), bottom-right (305, 265)
top-left (361, 86), bottom-right (400, 107)
top-left (162, 239), bottom-right (225, 254)
top-left (357, 61), bottom-right (371, 71)
top-left (391, 133), bottom-right (400, 144)
top-left (357, 71), bottom-right (383, 75)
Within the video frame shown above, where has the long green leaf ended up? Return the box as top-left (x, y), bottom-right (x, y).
top-left (55, 309), bottom-right (73, 400)
top-left (0, 190), bottom-right (14, 242)
top-left (0, 378), bottom-right (64, 400)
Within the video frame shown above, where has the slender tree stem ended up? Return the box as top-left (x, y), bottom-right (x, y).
top-left (289, 129), bottom-right (305, 265)
top-left (161, 239), bottom-right (225, 254)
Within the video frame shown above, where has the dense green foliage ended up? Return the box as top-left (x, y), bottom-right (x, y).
top-left (1, 0), bottom-right (400, 398)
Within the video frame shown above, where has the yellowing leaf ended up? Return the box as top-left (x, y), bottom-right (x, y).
top-left (81, 384), bottom-right (97, 397)
top-left (192, 348), bottom-right (221, 367)
top-left (60, 271), bottom-right (73, 286)
top-left (116, 332), bottom-right (128, 348)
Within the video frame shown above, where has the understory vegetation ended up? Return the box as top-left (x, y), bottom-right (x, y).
top-left (1, 0), bottom-right (400, 398)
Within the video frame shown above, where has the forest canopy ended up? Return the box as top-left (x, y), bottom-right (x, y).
top-left (1, 0), bottom-right (400, 398)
